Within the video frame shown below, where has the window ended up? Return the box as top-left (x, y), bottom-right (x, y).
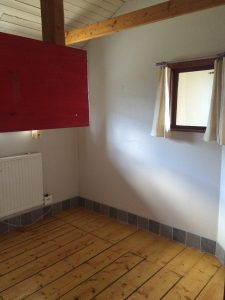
top-left (170, 59), bottom-right (215, 132)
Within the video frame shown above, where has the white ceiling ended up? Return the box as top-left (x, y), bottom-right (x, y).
top-left (0, 0), bottom-right (128, 48)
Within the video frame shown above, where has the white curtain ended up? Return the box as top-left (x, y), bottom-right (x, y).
top-left (204, 58), bottom-right (225, 145)
top-left (151, 66), bottom-right (171, 137)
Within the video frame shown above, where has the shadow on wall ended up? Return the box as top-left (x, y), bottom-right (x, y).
top-left (80, 126), bottom-right (218, 235)
top-left (79, 48), bottom-right (220, 238)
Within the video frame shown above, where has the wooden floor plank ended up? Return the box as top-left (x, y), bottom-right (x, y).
top-left (0, 215), bottom-right (56, 243)
top-left (0, 234), bottom-right (106, 293)
top-left (58, 209), bottom-right (99, 225)
top-left (128, 268), bottom-right (181, 300)
top-left (27, 247), bottom-right (128, 299)
top-left (165, 247), bottom-right (204, 276)
top-left (0, 230), bottom-right (23, 243)
top-left (53, 207), bottom-right (84, 219)
top-left (79, 214), bottom-right (114, 232)
top-left (196, 267), bottom-right (225, 300)
top-left (0, 240), bottom-right (60, 276)
top-left (0, 223), bottom-right (75, 262)
top-left (0, 219), bottom-right (57, 249)
top-left (61, 252), bottom-right (144, 299)
top-left (71, 214), bottom-right (112, 228)
top-left (26, 231), bottom-right (157, 299)
top-left (95, 260), bottom-right (163, 300)
top-left (163, 255), bottom-right (221, 299)
top-left (0, 238), bottom-right (111, 299)
top-left (0, 228), bottom-right (85, 276)
top-left (0, 207), bottom-right (224, 300)
top-left (132, 235), bottom-right (185, 264)
top-left (92, 220), bottom-right (138, 243)
top-left (0, 218), bottom-right (66, 252)
top-left (154, 241), bottom-right (185, 265)
top-left (95, 242), bottom-right (185, 300)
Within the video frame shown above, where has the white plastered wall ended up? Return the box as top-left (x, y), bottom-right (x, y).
top-left (218, 147), bottom-right (225, 249)
top-left (78, 0), bottom-right (225, 240)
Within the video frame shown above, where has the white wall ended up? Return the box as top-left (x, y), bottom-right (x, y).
top-left (218, 147), bottom-right (225, 249)
top-left (0, 128), bottom-right (79, 203)
top-left (79, 0), bottom-right (225, 240)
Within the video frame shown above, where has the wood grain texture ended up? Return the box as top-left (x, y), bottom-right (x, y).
top-left (40, 0), bottom-right (65, 45)
top-left (0, 207), bottom-right (224, 300)
top-left (61, 252), bottom-right (144, 299)
top-left (129, 269), bottom-right (181, 299)
top-left (0, 0), bottom-right (125, 47)
top-left (65, 0), bottom-right (225, 44)
top-left (163, 255), bottom-right (221, 299)
top-left (196, 267), bottom-right (225, 300)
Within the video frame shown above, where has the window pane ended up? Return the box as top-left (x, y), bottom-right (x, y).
top-left (176, 69), bottom-right (214, 127)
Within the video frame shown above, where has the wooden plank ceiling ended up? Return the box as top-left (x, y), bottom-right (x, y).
top-left (0, 0), bottom-right (128, 48)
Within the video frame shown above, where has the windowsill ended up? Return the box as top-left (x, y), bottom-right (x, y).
top-left (170, 126), bottom-right (206, 133)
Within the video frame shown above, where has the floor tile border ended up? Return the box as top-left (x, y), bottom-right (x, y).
top-left (80, 197), bottom-right (224, 265)
top-left (0, 196), bottom-right (224, 265)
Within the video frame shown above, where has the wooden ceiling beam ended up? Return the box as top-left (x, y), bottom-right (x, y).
top-left (65, 0), bottom-right (225, 45)
top-left (40, 0), bottom-right (65, 45)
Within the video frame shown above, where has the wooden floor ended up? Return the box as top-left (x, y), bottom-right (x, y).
top-left (0, 207), bottom-right (224, 300)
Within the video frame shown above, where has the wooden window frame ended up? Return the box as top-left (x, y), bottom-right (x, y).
top-left (169, 58), bottom-right (215, 132)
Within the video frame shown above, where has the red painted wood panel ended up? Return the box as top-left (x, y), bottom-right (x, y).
top-left (0, 32), bottom-right (89, 132)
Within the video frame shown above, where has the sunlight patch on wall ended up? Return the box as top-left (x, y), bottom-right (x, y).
top-left (105, 116), bottom-right (217, 237)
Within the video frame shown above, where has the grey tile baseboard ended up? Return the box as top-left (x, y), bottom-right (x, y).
top-left (79, 197), bottom-right (222, 263)
top-left (0, 195), bottom-right (224, 265)
top-left (0, 197), bottom-right (79, 234)
top-left (216, 243), bottom-right (225, 266)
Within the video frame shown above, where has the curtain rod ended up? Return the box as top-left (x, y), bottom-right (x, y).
top-left (156, 51), bottom-right (225, 67)
top-left (156, 62), bottom-right (168, 67)
top-left (218, 51), bottom-right (225, 58)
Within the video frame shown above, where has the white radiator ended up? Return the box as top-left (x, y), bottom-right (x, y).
top-left (0, 153), bottom-right (44, 218)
